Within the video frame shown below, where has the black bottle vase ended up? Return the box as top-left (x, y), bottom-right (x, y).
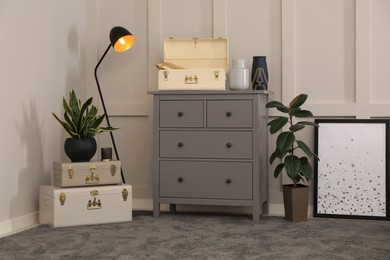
top-left (251, 56), bottom-right (269, 90)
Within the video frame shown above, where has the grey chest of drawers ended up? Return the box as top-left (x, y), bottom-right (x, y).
top-left (149, 90), bottom-right (269, 222)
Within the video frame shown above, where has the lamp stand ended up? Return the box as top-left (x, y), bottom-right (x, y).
top-left (94, 43), bottom-right (126, 183)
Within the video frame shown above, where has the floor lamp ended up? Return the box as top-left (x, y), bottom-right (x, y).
top-left (94, 26), bottom-right (135, 183)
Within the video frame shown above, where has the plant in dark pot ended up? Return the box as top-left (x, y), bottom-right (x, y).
top-left (52, 90), bottom-right (117, 162)
top-left (266, 94), bottom-right (319, 222)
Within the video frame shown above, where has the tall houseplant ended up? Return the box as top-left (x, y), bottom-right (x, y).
top-left (266, 94), bottom-right (319, 221)
top-left (53, 90), bottom-right (117, 162)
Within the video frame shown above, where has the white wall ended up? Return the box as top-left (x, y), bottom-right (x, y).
top-left (89, 0), bottom-right (283, 213)
top-left (0, 0), bottom-right (86, 236)
top-left (279, 0), bottom-right (390, 207)
top-left (87, 0), bottom-right (154, 204)
top-left (94, 0), bottom-right (390, 215)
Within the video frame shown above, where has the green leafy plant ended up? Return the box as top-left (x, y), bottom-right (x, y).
top-left (265, 94), bottom-right (319, 187)
top-left (52, 90), bottom-right (117, 139)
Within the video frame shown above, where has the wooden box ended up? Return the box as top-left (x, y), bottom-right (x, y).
top-left (39, 184), bottom-right (132, 227)
top-left (53, 161), bottom-right (121, 187)
top-left (158, 38), bottom-right (228, 91)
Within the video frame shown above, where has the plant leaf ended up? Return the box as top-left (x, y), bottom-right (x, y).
top-left (296, 121), bottom-right (318, 127)
top-left (296, 140), bottom-right (313, 158)
top-left (99, 126), bottom-right (119, 131)
top-left (293, 110), bottom-right (313, 117)
top-left (289, 124), bottom-right (305, 132)
top-left (299, 157), bottom-right (314, 180)
top-left (284, 155), bottom-right (300, 181)
top-left (268, 117), bottom-right (289, 134)
top-left (276, 132), bottom-right (295, 154)
top-left (274, 163), bottom-right (285, 178)
top-left (265, 101), bottom-right (289, 113)
top-left (52, 113), bottom-right (76, 138)
top-left (289, 94), bottom-right (307, 109)
top-left (69, 90), bottom-right (80, 115)
top-left (270, 150), bottom-right (279, 164)
top-left (63, 97), bottom-right (75, 123)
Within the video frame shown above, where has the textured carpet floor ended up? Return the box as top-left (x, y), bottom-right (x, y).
top-left (0, 212), bottom-right (389, 260)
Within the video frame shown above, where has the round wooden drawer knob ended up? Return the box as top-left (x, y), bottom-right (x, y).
top-left (178, 111), bottom-right (184, 117)
top-left (226, 111), bottom-right (232, 117)
top-left (226, 178), bottom-right (232, 184)
top-left (226, 142), bottom-right (232, 148)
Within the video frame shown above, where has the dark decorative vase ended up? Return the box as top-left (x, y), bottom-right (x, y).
top-left (64, 138), bottom-right (97, 162)
top-left (251, 56), bottom-right (269, 90)
top-left (282, 184), bottom-right (309, 222)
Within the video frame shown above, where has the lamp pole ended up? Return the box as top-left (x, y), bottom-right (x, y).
top-left (94, 43), bottom-right (126, 183)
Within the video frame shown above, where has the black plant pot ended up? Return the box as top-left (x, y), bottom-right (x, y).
top-left (64, 138), bottom-right (97, 162)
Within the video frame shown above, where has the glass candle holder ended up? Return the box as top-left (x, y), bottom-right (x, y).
top-left (101, 147), bottom-right (113, 161)
top-left (229, 59), bottom-right (250, 90)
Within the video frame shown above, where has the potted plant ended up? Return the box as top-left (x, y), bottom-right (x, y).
top-left (265, 93), bottom-right (319, 222)
top-left (52, 90), bottom-right (117, 162)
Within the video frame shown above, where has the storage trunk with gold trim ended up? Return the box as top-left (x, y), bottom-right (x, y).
top-left (157, 38), bottom-right (228, 91)
top-left (53, 161), bottom-right (121, 188)
top-left (39, 184), bottom-right (132, 227)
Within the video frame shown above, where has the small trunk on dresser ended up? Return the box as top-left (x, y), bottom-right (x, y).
top-left (282, 184), bottom-right (310, 222)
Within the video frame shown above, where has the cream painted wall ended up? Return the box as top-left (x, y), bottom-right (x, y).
top-left (88, 0), bottom-right (284, 214)
top-left (93, 0), bottom-right (284, 214)
top-left (0, 0), bottom-right (86, 236)
top-left (95, 0), bottom-right (390, 215)
top-left (86, 0), bottom-right (154, 203)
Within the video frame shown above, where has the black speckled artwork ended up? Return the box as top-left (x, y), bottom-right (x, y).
top-left (315, 120), bottom-right (389, 219)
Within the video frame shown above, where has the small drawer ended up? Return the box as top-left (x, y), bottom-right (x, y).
top-left (159, 161), bottom-right (252, 200)
top-left (159, 130), bottom-right (252, 159)
top-left (206, 100), bottom-right (252, 128)
top-left (159, 100), bottom-right (204, 128)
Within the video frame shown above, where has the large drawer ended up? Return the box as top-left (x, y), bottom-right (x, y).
top-left (159, 130), bottom-right (253, 159)
top-left (159, 161), bottom-right (252, 200)
top-left (159, 100), bottom-right (204, 128)
top-left (207, 100), bottom-right (252, 128)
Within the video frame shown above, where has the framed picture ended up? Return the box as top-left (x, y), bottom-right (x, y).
top-left (314, 119), bottom-right (389, 220)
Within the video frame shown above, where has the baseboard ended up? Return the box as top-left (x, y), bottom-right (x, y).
top-left (133, 199), bottom-right (153, 210)
top-left (268, 203), bottom-right (314, 217)
top-left (133, 199), bottom-right (314, 217)
top-left (267, 203), bottom-right (285, 216)
top-left (0, 212), bottom-right (39, 238)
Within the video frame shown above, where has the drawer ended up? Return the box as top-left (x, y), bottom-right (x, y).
top-left (207, 100), bottom-right (252, 128)
top-left (160, 100), bottom-right (204, 128)
top-left (160, 130), bottom-right (252, 159)
top-left (159, 161), bottom-right (252, 200)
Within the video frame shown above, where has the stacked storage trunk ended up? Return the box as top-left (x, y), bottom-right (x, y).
top-left (39, 161), bottom-right (132, 227)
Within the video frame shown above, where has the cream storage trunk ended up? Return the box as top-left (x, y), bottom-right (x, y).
top-left (39, 184), bottom-right (132, 227)
top-left (53, 161), bottom-right (121, 187)
top-left (158, 38), bottom-right (228, 91)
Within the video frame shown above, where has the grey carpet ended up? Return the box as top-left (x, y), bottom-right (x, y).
top-left (0, 211), bottom-right (389, 260)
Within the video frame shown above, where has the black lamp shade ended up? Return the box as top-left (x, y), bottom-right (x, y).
top-left (110, 26), bottom-right (135, 53)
